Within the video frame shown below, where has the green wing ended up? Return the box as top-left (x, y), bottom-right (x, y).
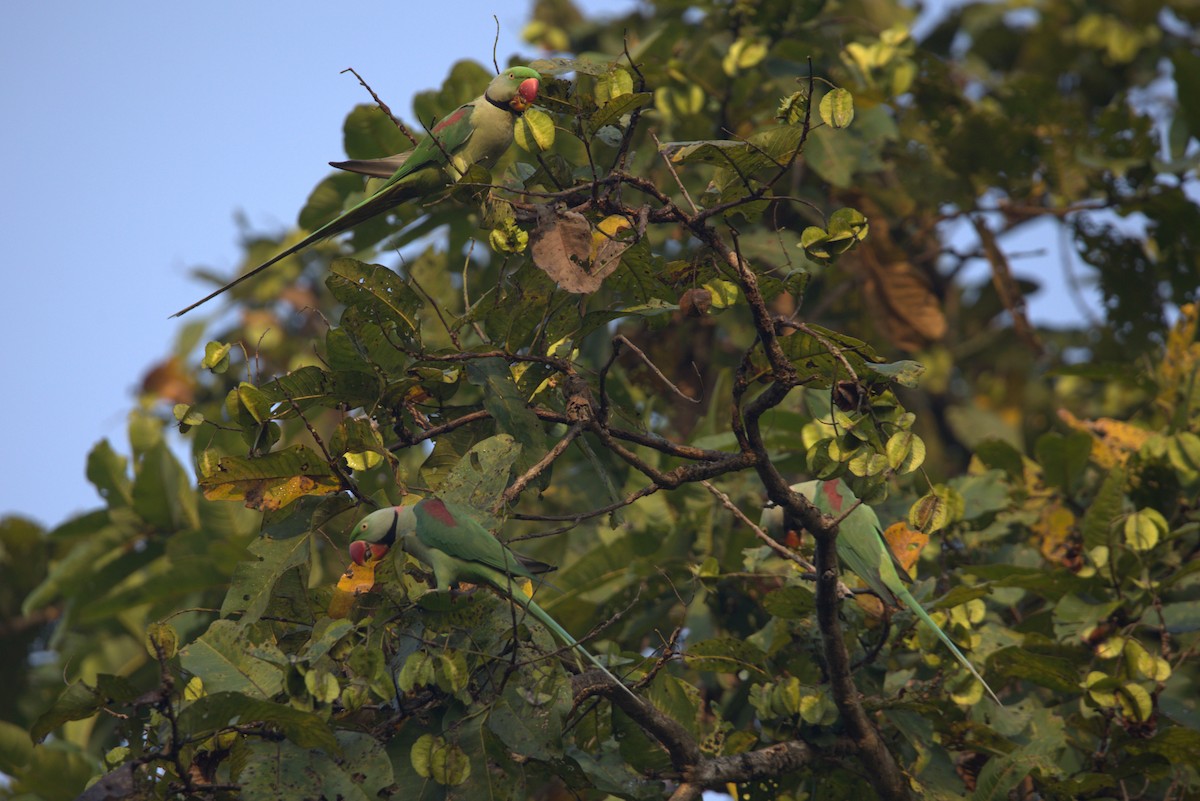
top-left (413, 498), bottom-right (537, 581)
top-left (377, 102), bottom-right (478, 186)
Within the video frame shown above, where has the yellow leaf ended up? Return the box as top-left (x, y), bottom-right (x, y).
top-left (198, 445), bottom-right (340, 511)
top-left (329, 560), bottom-right (377, 619)
top-left (1034, 501), bottom-right (1077, 566)
top-left (1057, 409), bottom-right (1151, 468)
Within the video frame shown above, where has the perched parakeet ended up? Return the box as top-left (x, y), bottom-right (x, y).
top-left (349, 497), bottom-right (636, 699)
top-left (762, 480), bottom-right (1001, 704)
top-left (172, 66), bottom-right (541, 317)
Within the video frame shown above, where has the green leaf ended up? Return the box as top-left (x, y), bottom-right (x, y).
top-left (989, 646), bottom-right (1081, 694)
top-left (819, 88), bottom-right (855, 128)
top-left (516, 107), bottom-right (556, 152)
top-left (132, 441), bottom-right (199, 532)
top-left (0, 720), bottom-right (32, 775)
top-left (1156, 600), bottom-right (1200, 633)
top-left (1124, 507), bottom-right (1167, 551)
top-left (685, 637), bottom-right (769, 677)
top-left (86, 439), bottom-right (132, 508)
top-left (31, 676), bottom-right (138, 742)
top-left (487, 665), bottom-right (571, 761)
top-left (1081, 466), bottom-right (1126, 549)
top-left (1035, 431), bottom-right (1092, 491)
top-left (179, 691), bottom-right (339, 752)
top-left (590, 92), bottom-right (652, 131)
top-left (411, 734), bottom-right (471, 786)
top-left (326, 258), bottom-right (423, 347)
top-left (762, 586), bottom-right (816, 618)
top-left (438, 434), bottom-right (523, 523)
top-left (805, 105), bottom-right (897, 187)
top-left (202, 340), bottom-right (232, 373)
top-left (220, 534), bottom-right (311, 624)
top-left (974, 439), bottom-right (1025, 479)
top-left (864, 359), bottom-right (923, 387)
top-left (341, 103), bottom-right (412, 160)
top-left (1126, 726), bottom-right (1200, 767)
top-left (237, 738), bottom-right (366, 799)
top-left (465, 358), bottom-right (545, 480)
top-left (178, 620), bottom-right (285, 697)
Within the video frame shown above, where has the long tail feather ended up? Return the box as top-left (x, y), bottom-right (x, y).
top-left (896, 587), bottom-right (1001, 705)
top-left (511, 590), bottom-right (637, 700)
top-left (171, 174), bottom-right (415, 317)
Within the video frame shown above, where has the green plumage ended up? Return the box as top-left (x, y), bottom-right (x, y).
top-left (350, 497), bottom-right (635, 699)
top-left (173, 66), bottom-right (541, 317)
top-left (763, 480), bottom-right (1001, 704)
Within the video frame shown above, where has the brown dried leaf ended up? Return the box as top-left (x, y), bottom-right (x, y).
top-left (140, 356), bottom-right (195, 405)
top-left (529, 207), bottom-right (627, 293)
top-left (855, 248), bottom-right (947, 351)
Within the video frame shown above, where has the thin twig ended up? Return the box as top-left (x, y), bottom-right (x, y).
top-left (972, 215), bottom-right (1045, 356)
top-left (499, 422), bottom-right (585, 510)
top-left (613, 335), bottom-right (701, 403)
top-left (699, 481), bottom-right (816, 573)
top-left (651, 130), bottom-right (699, 214)
top-left (340, 67), bottom-right (419, 146)
top-left (491, 16), bottom-right (501, 74)
top-left (407, 268), bottom-right (462, 349)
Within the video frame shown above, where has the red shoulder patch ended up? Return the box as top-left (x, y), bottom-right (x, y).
top-left (422, 498), bottom-right (457, 525)
top-left (821, 481), bottom-right (844, 513)
top-left (433, 105), bottom-right (471, 134)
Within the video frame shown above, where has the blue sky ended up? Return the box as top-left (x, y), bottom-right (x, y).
top-left (0, 0), bottom-right (1100, 531)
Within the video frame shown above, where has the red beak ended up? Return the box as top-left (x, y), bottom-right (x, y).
top-left (350, 540), bottom-right (389, 566)
top-left (512, 77), bottom-right (539, 112)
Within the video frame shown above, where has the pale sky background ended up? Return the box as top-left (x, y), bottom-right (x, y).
top-left (0, 0), bottom-right (1101, 531)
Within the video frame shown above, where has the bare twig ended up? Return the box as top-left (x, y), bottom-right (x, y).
top-left (612, 335), bottom-right (702, 404)
top-left (498, 422), bottom-right (585, 510)
top-left (491, 16), bottom-right (501, 74)
top-left (340, 67), bottom-right (419, 146)
top-left (699, 480), bottom-right (816, 573)
top-left (972, 215), bottom-right (1045, 356)
top-left (651, 130), bottom-right (700, 214)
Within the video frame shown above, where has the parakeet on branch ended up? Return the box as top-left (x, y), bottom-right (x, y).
top-left (349, 497), bottom-right (636, 699)
top-left (173, 66), bottom-right (540, 317)
top-left (763, 480), bottom-right (1001, 704)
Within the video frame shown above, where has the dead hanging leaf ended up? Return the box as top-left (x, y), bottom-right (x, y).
top-left (1057, 409), bottom-right (1151, 469)
top-left (329, 560), bottom-right (378, 619)
top-left (198, 445), bottom-right (341, 511)
top-left (141, 356), bottom-right (195, 405)
top-left (837, 195), bottom-right (946, 352)
top-left (853, 592), bottom-right (887, 621)
top-left (529, 207), bottom-right (631, 293)
top-left (883, 521), bottom-right (928, 574)
top-left (853, 247), bottom-right (947, 351)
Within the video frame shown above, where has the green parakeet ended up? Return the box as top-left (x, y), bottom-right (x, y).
top-left (762, 480), bottom-right (1001, 704)
top-left (349, 497), bottom-right (636, 699)
top-left (173, 66), bottom-right (541, 317)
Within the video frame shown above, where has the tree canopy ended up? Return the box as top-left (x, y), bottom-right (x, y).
top-left (3, 0), bottom-right (1200, 799)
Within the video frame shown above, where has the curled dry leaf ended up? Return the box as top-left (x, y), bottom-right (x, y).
top-left (529, 206), bottom-right (631, 293)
